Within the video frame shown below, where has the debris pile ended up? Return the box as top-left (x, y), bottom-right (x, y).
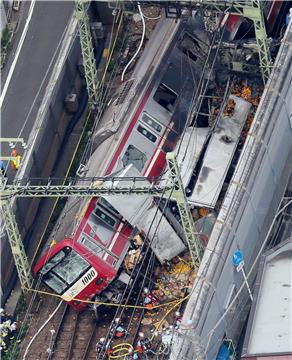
top-left (124, 234), bottom-right (144, 274)
top-left (95, 256), bottom-right (194, 358)
top-left (224, 98), bottom-right (236, 117)
top-left (231, 82), bottom-right (262, 140)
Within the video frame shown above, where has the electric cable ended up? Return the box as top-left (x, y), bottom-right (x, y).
top-left (121, 4), bottom-right (145, 82)
top-left (22, 300), bottom-right (63, 360)
top-left (204, 199), bottom-right (292, 352)
top-left (99, 185), bottom-right (176, 359)
top-left (179, 11), bottom-right (231, 164)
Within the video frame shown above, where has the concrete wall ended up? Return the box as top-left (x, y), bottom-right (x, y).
top-left (1, 16), bottom-right (84, 304)
top-left (170, 21), bottom-right (292, 360)
top-left (0, 1), bottom-right (7, 34)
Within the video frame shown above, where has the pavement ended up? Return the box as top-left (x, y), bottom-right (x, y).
top-left (0, 1), bottom-right (74, 165)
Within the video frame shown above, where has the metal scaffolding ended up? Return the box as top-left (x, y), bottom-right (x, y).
top-left (1, 153), bottom-right (202, 289)
top-left (75, 0), bottom-right (99, 107)
top-left (0, 181), bottom-right (171, 199)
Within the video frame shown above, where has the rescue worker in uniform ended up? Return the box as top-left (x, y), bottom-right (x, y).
top-left (0, 322), bottom-right (9, 353)
top-left (96, 337), bottom-right (106, 355)
top-left (10, 149), bottom-right (22, 170)
top-left (0, 308), bottom-right (7, 322)
top-left (0, 161), bottom-right (7, 177)
top-left (9, 321), bottom-right (18, 341)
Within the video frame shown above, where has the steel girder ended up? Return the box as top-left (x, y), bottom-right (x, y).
top-left (75, 0), bottom-right (99, 106)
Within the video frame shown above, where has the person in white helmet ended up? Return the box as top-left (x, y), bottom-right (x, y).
top-left (0, 308), bottom-right (7, 322)
top-left (9, 321), bottom-right (18, 340)
top-left (96, 337), bottom-right (106, 355)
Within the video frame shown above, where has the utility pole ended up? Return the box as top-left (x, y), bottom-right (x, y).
top-left (75, 0), bottom-right (99, 107)
top-left (0, 138), bottom-right (32, 291)
top-left (166, 153), bottom-right (203, 267)
top-left (0, 153), bottom-right (203, 290)
top-left (0, 174), bottom-right (33, 291)
top-left (240, 0), bottom-right (272, 83)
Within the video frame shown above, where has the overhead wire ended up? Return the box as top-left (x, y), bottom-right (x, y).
top-left (99, 185), bottom-right (176, 359)
top-left (9, 108), bottom-right (94, 358)
top-left (20, 8), bottom-right (292, 360)
top-left (176, 64), bottom-right (292, 351)
top-left (174, 22), bottom-right (292, 354)
top-left (204, 199), bottom-right (292, 352)
top-left (11, 7), bottom-right (278, 358)
top-left (13, 12), bottom-right (158, 352)
top-left (179, 11), bottom-right (231, 164)
top-left (16, 16), bottom-right (127, 341)
top-left (9, 6), bottom-right (157, 359)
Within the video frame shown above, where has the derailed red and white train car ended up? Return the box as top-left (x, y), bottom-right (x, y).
top-left (34, 15), bottom-right (209, 310)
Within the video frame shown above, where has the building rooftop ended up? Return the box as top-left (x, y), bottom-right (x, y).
top-left (242, 238), bottom-right (292, 357)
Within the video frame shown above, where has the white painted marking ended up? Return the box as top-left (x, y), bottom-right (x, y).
top-left (62, 267), bottom-right (98, 302)
top-left (0, 0), bottom-right (36, 108)
top-left (144, 125), bottom-right (171, 177)
top-left (103, 222), bottom-right (124, 261)
top-left (144, 147), bottom-right (162, 178)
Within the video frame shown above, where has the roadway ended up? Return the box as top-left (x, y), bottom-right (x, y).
top-left (0, 0), bottom-right (75, 303)
top-left (0, 1), bottom-right (74, 163)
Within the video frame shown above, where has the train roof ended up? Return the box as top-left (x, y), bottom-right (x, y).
top-left (102, 164), bottom-right (186, 262)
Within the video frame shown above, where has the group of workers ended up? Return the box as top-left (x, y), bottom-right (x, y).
top-left (0, 308), bottom-right (20, 354)
top-left (96, 316), bottom-right (154, 359)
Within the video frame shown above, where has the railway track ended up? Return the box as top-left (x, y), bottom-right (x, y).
top-left (49, 305), bottom-right (97, 360)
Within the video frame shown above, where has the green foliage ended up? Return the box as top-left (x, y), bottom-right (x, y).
top-left (1, 323), bottom-right (28, 360)
top-left (1, 23), bottom-right (14, 49)
top-left (1, 26), bottom-right (11, 49)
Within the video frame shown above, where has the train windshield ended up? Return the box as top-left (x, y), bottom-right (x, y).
top-left (39, 247), bottom-right (91, 294)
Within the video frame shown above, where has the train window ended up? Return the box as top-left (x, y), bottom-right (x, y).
top-left (99, 198), bottom-right (120, 215)
top-left (141, 113), bottom-right (162, 133)
top-left (137, 125), bottom-right (157, 143)
top-left (94, 208), bottom-right (116, 228)
top-left (39, 250), bottom-right (66, 275)
top-left (40, 248), bottom-right (91, 294)
top-left (153, 83), bottom-right (177, 112)
top-left (178, 33), bottom-right (201, 62)
top-left (43, 273), bottom-right (67, 294)
top-left (80, 236), bottom-right (104, 256)
top-left (122, 144), bottom-right (148, 172)
top-left (53, 251), bottom-right (90, 285)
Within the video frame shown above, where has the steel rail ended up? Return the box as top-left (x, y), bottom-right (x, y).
top-left (47, 303), bottom-right (69, 360)
top-left (66, 312), bottom-right (80, 360)
top-left (81, 324), bottom-right (97, 360)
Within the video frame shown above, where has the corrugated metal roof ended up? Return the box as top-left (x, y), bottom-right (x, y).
top-left (243, 239), bottom-right (292, 356)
